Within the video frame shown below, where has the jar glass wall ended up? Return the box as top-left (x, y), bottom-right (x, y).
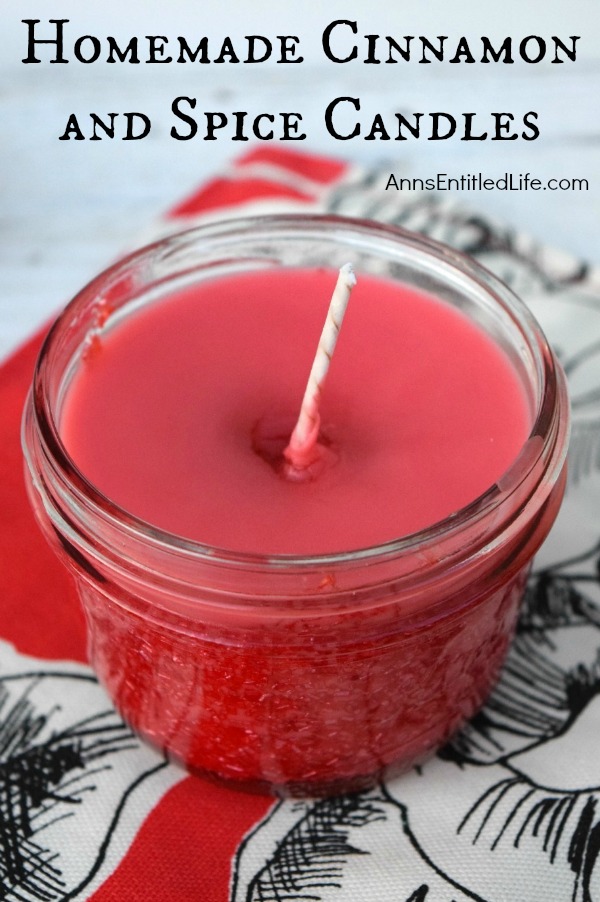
top-left (22, 215), bottom-right (570, 796)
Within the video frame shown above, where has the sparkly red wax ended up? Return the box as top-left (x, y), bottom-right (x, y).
top-left (57, 267), bottom-right (537, 793)
top-left (80, 565), bottom-right (530, 794)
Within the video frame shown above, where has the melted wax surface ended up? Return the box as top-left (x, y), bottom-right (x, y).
top-left (61, 269), bottom-right (531, 554)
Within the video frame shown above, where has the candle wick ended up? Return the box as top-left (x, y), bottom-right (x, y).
top-left (284, 263), bottom-right (356, 471)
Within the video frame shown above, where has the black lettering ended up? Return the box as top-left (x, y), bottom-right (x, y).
top-left (462, 112), bottom-right (487, 140)
top-left (429, 112), bottom-right (457, 140)
top-left (74, 35), bottom-right (101, 64)
top-left (280, 112), bottom-right (306, 140)
top-left (277, 36), bottom-right (303, 63)
top-left (491, 112), bottom-right (518, 140)
top-left (58, 113), bottom-right (85, 140)
top-left (395, 112), bottom-right (422, 139)
top-left (147, 36), bottom-right (172, 63)
top-left (205, 112), bottom-right (229, 139)
top-left (481, 36), bottom-right (513, 63)
top-left (449, 37), bottom-right (476, 63)
top-left (522, 111), bottom-right (540, 140)
top-left (324, 96), bottom-right (361, 139)
top-left (252, 113), bottom-right (274, 140)
top-left (246, 36), bottom-right (271, 63)
top-left (170, 96), bottom-right (198, 140)
top-left (215, 37), bottom-right (240, 64)
top-left (365, 113), bottom-right (390, 140)
top-left (90, 112), bottom-right (117, 140)
top-left (551, 36), bottom-right (579, 63)
top-left (520, 35), bottom-right (546, 63)
top-left (106, 36), bottom-right (140, 63)
top-left (322, 20), bottom-right (358, 63)
top-left (386, 36), bottom-right (413, 62)
top-left (420, 37), bottom-right (447, 63)
top-left (386, 174), bottom-right (399, 190)
top-left (364, 35), bottom-right (380, 64)
top-left (22, 18), bottom-right (68, 64)
top-left (232, 111), bottom-right (249, 140)
top-left (177, 37), bottom-right (209, 63)
top-left (124, 112), bottom-right (151, 140)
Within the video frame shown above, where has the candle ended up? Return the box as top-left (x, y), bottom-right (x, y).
top-left (59, 269), bottom-right (529, 553)
top-left (22, 215), bottom-right (569, 796)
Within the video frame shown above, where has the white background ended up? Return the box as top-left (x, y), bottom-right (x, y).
top-left (2, 0), bottom-right (599, 360)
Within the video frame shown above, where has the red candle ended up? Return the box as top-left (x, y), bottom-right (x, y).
top-left (23, 216), bottom-right (569, 795)
top-left (59, 270), bottom-right (530, 554)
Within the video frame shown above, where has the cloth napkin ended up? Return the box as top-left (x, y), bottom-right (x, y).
top-left (2, 146), bottom-right (600, 902)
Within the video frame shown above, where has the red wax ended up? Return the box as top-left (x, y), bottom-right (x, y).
top-left (61, 269), bottom-right (530, 555)
top-left (53, 266), bottom-right (542, 794)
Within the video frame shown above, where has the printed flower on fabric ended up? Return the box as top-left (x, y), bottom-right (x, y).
top-left (0, 642), bottom-right (182, 901)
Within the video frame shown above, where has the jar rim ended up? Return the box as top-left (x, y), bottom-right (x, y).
top-left (27, 212), bottom-right (570, 572)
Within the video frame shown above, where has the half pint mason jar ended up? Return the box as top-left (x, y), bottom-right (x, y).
top-left (22, 215), bottom-right (569, 796)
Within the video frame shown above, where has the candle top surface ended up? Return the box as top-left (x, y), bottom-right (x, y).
top-left (60, 267), bottom-right (531, 555)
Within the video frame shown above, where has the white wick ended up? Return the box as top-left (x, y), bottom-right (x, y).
top-left (284, 263), bottom-right (356, 470)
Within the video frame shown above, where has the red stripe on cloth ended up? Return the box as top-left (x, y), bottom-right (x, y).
top-left (91, 777), bottom-right (273, 902)
top-left (167, 176), bottom-right (316, 219)
top-left (234, 146), bottom-right (349, 183)
top-left (0, 329), bottom-right (87, 662)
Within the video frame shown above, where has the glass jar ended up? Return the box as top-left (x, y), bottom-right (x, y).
top-left (22, 215), bottom-right (569, 796)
